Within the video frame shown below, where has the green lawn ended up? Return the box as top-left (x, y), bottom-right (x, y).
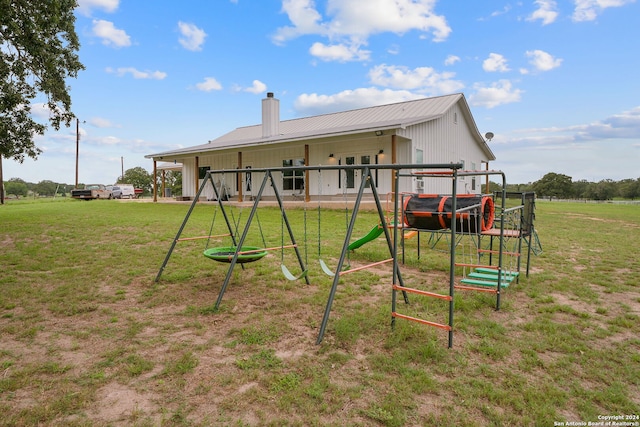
top-left (1, 198), bottom-right (639, 426)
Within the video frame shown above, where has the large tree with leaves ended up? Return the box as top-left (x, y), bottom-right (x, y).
top-left (532, 172), bottom-right (573, 199)
top-left (120, 167), bottom-right (154, 195)
top-left (0, 0), bottom-right (84, 203)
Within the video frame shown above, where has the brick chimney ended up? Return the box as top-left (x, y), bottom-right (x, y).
top-left (262, 92), bottom-right (279, 138)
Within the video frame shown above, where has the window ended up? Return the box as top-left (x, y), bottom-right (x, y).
top-left (282, 158), bottom-right (305, 191)
top-left (416, 149), bottom-right (424, 191)
top-left (471, 162), bottom-right (477, 191)
top-left (345, 156), bottom-right (355, 189)
top-left (198, 166), bottom-right (210, 179)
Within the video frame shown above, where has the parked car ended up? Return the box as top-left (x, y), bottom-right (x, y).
top-left (111, 186), bottom-right (123, 199)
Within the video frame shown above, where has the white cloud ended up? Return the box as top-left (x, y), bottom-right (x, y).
top-left (195, 77), bottom-right (223, 92)
top-left (482, 53), bottom-right (510, 72)
top-left (571, 106), bottom-right (640, 140)
top-left (92, 20), bottom-right (131, 48)
top-left (89, 117), bottom-right (118, 128)
top-left (294, 87), bottom-right (423, 116)
top-left (30, 103), bottom-right (53, 121)
top-left (244, 80), bottom-right (267, 94)
top-left (525, 49), bottom-right (562, 71)
top-left (106, 67), bottom-right (167, 80)
top-left (309, 42), bottom-right (371, 62)
top-left (387, 44), bottom-right (400, 55)
top-left (76, 0), bottom-right (119, 16)
top-left (469, 80), bottom-right (523, 108)
top-left (573, 0), bottom-right (636, 22)
top-left (368, 64), bottom-right (464, 94)
top-left (444, 55), bottom-right (460, 66)
top-left (491, 106), bottom-right (640, 182)
top-left (272, 0), bottom-right (325, 44)
top-left (273, 0), bottom-right (451, 62)
top-left (96, 136), bottom-right (122, 146)
top-left (527, 0), bottom-right (559, 25)
top-left (178, 22), bottom-right (207, 51)
top-left (324, 0), bottom-right (451, 41)
top-left (489, 4), bottom-right (512, 18)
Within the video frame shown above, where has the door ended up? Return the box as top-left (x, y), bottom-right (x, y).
top-left (341, 154), bottom-right (373, 193)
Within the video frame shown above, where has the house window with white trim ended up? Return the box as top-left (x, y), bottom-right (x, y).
top-left (282, 158), bottom-right (305, 191)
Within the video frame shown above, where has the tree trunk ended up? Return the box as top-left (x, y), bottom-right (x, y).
top-left (0, 156), bottom-right (4, 204)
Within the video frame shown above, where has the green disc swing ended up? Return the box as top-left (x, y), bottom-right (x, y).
top-left (203, 246), bottom-right (268, 263)
top-left (203, 177), bottom-right (268, 264)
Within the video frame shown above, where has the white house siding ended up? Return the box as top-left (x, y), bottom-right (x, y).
top-left (176, 103), bottom-right (490, 199)
top-left (185, 136), bottom-right (402, 199)
top-left (398, 104), bottom-right (488, 195)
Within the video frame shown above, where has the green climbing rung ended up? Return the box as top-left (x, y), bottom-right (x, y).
top-left (460, 278), bottom-right (510, 288)
top-left (474, 268), bottom-right (519, 278)
top-left (468, 272), bottom-right (516, 282)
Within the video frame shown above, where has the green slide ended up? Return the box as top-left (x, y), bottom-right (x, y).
top-left (349, 224), bottom-right (384, 251)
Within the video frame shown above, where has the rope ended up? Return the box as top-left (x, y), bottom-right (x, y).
top-left (342, 169), bottom-right (351, 268)
top-left (205, 207), bottom-right (218, 250)
top-left (317, 170), bottom-right (323, 259)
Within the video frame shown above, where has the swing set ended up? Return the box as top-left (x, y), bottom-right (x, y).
top-left (155, 163), bottom-right (531, 348)
top-left (156, 168), bottom-right (310, 295)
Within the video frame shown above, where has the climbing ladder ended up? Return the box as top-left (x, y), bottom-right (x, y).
top-left (455, 191), bottom-right (539, 309)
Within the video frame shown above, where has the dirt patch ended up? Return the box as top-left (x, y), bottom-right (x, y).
top-left (88, 382), bottom-right (160, 424)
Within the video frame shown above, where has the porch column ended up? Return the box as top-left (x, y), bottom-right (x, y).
top-left (194, 156), bottom-right (199, 202)
top-left (391, 135), bottom-right (397, 201)
top-left (161, 170), bottom-right (166, 198)
top-left (237, 151), bottom-right (243, 202)
top-left (153, 160), bottom-right (157, 202)
top-left (305, 144), bottom-right (310, 202)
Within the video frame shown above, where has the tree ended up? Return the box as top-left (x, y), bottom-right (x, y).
top-left (592, 179), bottom-right (616, 201)
top-left (4, 178), bottom-right (28, 198)
top-left (33, 180), bottom-right (58, 197)
top-left (618, 178), bottom-right (640, 200)
top-left (1, 0), bottom-right (84, 203)
top-left (572, 179), bottom-right (592, 199)
top-left (532, 172), bottom-right (573, 199)
top-left (158, 170), bottom-right (182, 196)
top-left (168, 171), bottom-right (182, 195)
top-left (120, 167), bottom-right (153, 194)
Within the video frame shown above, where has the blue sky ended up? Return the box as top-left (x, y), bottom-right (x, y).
top-left (7, 0), bottom-right (640, 186)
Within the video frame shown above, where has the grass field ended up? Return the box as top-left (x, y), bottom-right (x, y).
top-left (1, 198), bottom-right (639, 426)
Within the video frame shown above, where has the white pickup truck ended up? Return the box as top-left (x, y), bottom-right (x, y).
top-left (115, 184), bottom-right (136, 199)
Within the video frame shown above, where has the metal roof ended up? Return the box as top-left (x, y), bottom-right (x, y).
top-left (146, 93), bottom-right (494, 159)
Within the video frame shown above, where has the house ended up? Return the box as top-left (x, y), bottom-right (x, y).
top-left (145, 92), bottom-right (495, 201)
